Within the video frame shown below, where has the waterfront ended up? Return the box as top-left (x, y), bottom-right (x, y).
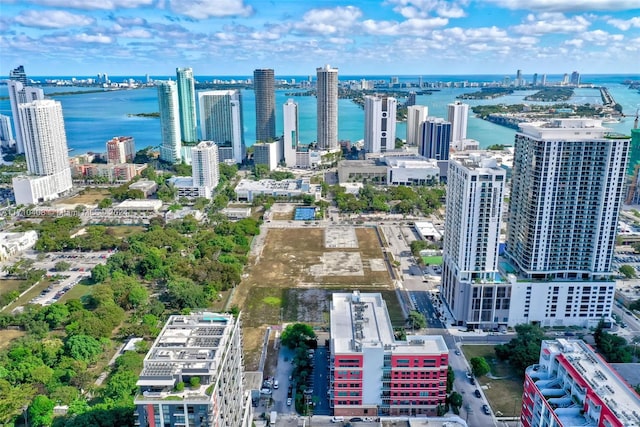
top-left (1, 75), bottom-right (638, 156)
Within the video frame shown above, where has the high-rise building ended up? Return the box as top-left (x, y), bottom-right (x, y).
top-left (447, 101), bottom-right (469, 144)
top-left (316, 64), bottom-right (338, 150)
top-left (0, 114), bottom-right (15, 148)
top-left (9, 65), bottom-right (27, 85)
top-left (198, 90), bottom-right (245, 164)
top-left (418, 117), bottom-right (451, 160)
top-left (441, 154), bottom-right (507, 328)
top-left (532, 73), bottom-right (538, 87)
top-left (406, 105), bottom-right (428, 146)
top-left (7, 80), bottom-right (44, 154)
top-left (515, 69), bottom-right (523, 86)
top-left (253, 68), bottom-right (276, 143)
top-left (330, 291), bottom-right (448, 417)
top-left (106, 136), bottom-right (135, 164)
top-left (157, 81), bottom-right (182, 164)
top-left (562, 73), bottom-right (569, 85)
top-left (522, 339), bottom-right (640, 427)
top-left (176, 67), bottom-right (198, 144)
top-left (405, 91), bottom-right (417, 107)
top-left (505, 119), bottom-right (629, 327)
top-left (283, 99), bottom-right (299, 167)
top-left (134, 312), bottom-right (252, 427)
top-left (540, 74), bottom-right (547, 86)
top-left (570, 71), bottom-right (581, 86)
top-left (364, 95), bottom-right (397, 154)
top-left (253, 142), bottom-right (279, 171)
top-left (12, 100), bottom-right (73, 205)
top-left (192, 141), bottom-right (219, 197)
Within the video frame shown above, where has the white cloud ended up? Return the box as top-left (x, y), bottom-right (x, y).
top-left (362, 17), bottom-right (448, 36)
top-left (386, 0), bottom-right (466, 18)
top-left (607, 17), bottom-right (640, 31)
top-left (169, 0), bottom-right (253, 19)
top-left (293, 6), bottom-right (362, 35)
top-left (512, 13), bottom-right (590, 34)
top-left (14, 10), bottom-right (95, 29)
top-left (564, 38), bottom-right (584, 48)
top-left (75, 33), bottom-right (113, 43)
top-left (483, 0), bottom-right (639, 12)
top-left (580, 29), bottom-right (624, 43)
top-left (27, 0), bottom-right (153, 9)
top-left (118, 28), bottom-right (153, 38)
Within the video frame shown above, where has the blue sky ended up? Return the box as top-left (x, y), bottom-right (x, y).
top-left (1, 0), bottom-right (639, 77)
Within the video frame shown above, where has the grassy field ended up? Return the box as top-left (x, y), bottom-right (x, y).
top-left (422, 256), bottom-right (443, 265)
top-left (106, 225), bottom-right (146, 238)
top-left (59, 282), bottom-right (94, 303)
top-left (462, 344), bottom-right (524, 417)
top-left (60, 188), bottom-right (111, 205)
top-left (0, 279), bottom-right (26, 296)
top-left (0, 329), bottom-right (25, 350)
top-left (235, 226), bottom-right (398, 370)
top-left (2, 277), bottom-right (55, 313)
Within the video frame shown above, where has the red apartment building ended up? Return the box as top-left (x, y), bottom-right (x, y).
top-left (522, 339), bottom-right (640, 427)
top-left (106, 136), bottom-right (136, 164)
top-left (330, 292), bottom-right (449, 417)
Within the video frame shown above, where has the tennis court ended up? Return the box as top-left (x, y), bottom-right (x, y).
top-left (294, 206), bottom-right (316, 221)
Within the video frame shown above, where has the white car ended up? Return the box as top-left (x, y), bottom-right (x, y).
top-left (287, 397), bottom-right (292, 406)
top-left (331, 417), bottom-right (344, 423)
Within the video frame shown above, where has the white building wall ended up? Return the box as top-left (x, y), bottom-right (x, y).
top-left (447, 101), bottom-right (469, 143)
top-left (7, 81), bottom-right (44, 154)
top-left (13, 169), bottom-right (73, 205)
top-left (406, 105), bottom-right (428, 146)
top-left (283, 99), bottom-right (299, 167)
top-left (0, 114), bottom-right (15, 148)
top-left (507, 279), bottom-right (615, 328)
top-left (362, 346), bottom-right (383, 405)
top-left (191, 141), bottom-right (219, 195)
top-left (364, 96), bottom-right (397, 154)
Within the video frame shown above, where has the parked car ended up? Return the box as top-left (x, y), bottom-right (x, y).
top-left (350, 418), bottom-right (363, 422)
top-left (482, 404), bottom-right (491, 415)
top-left (331, 416), bottom-right (344, 423)
top-left (286, 397), bottom-right (292, 406)
top-left (474, 389), bottom-right (481, 398)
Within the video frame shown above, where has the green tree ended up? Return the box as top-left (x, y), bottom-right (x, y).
top-left (281, 323), bottom-right (317, 350)
top-left (446, 366), bottom-right (455, 393)
top-left (408, 310), bottom-right (427, 329)
top-left (190, 376), bottom-right (201, 388)
top-left (619, 264), bottom-right (636, 279)
top-left (29, 395), bottom-right (55, 427)
top-left (494, 324), bottom-right (545, 374)
top-left (0, 379), bottom-right (36, 425)
top-left (97, 198), bottom-right (113, 209)
top-left (55, 261), bottom-right (71, 271)
top-left (65, 335), bottom-right (103, 364)
top-left (470, 356), bottom-right (491, 377)
top-left (91, 264), bottom-right (109, 283)
top-left (166, 278), bottom-right (208, 310)
top-left (449, 391), bottom-right (463, 409)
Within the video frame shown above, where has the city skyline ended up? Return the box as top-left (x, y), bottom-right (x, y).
top-left (2, 1), bottom-right (639, 76)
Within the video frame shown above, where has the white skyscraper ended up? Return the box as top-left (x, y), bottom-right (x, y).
top-left (283, 99), bottom-right (299, 167)
top-left (316, 64), bottom-right (338, 150)
top-left (0, 114), bottom-right (15, 148)
top-left (447, 101), bottom-right (469, 144)
top-left (441, 155), bottom-right (507, 328)
top-left (7, 80), bottom-right (44, 154)
top-left (12, 100), bottom-right (72, 205)
top-left (406, 105), bottom-right (428, 146)
top-left (505, 119), bottom-right (629, 327)
top-left (191, 141), bottom-right (219, 198)
top-left (364, 95), bottom-right (397, 154)
top-left (198, 90), bottom-right (245, 164)
top-left (157, 81), bottom-right (182, 164)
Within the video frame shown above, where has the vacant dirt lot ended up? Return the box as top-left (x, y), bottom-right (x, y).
top-left (58, 188), bottom-right (110, 205)
top-left (235, 226), bottom-right (396, 370)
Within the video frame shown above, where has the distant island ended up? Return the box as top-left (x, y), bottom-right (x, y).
top-left (457, 87), bottom-right (513, 99)
top-left (127, 112), bottom-right (160, 118)
top-left (524, 87), bottom-right (574, 102)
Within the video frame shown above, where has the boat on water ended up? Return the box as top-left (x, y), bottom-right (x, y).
top-left (601, 116), bottom-right (622, 124)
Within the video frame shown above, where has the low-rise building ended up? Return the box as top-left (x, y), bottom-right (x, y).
top-left (71, 163), bottom-right (147, 183)
top-left (115, 199), bottom-right (163, 213)
top-left (129, 179), bottom-right (158, 197)
top-left (134, 312), bottom-right (252, 427)
top-left (522, 339), bottom-right (640, 427)
top-left (338, 159), bottom-right (388, 184)
top-left (384, 156), bottom-right (440, 185)
top-left (0, 230), bottom-right (38, 260)
top-left (330, 291), bottom-right (449, 417)
top-left (235, 178), bottom-right (319, 202)
top-left (253, 141), bottom-right (280, 171)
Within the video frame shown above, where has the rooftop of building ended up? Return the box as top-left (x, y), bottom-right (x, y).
top-left (129, 179), bottom-right (157, 190)
top-left (528, 339), bottom-right (640, 426)
top-left (235, 178), bottom-right (310, 192)
top-left (450, 153), bottom-right (505, 172)
top-left (137, 312), bottom-right (235, 390)
top-left (115, 199), bottom-right (163, 210)
top-left (518, 118), bottom-right (627, 140)
top-left (384, 156), bottom-right (439, 168)
top-left (331, 291), bottom-right (447, 355)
